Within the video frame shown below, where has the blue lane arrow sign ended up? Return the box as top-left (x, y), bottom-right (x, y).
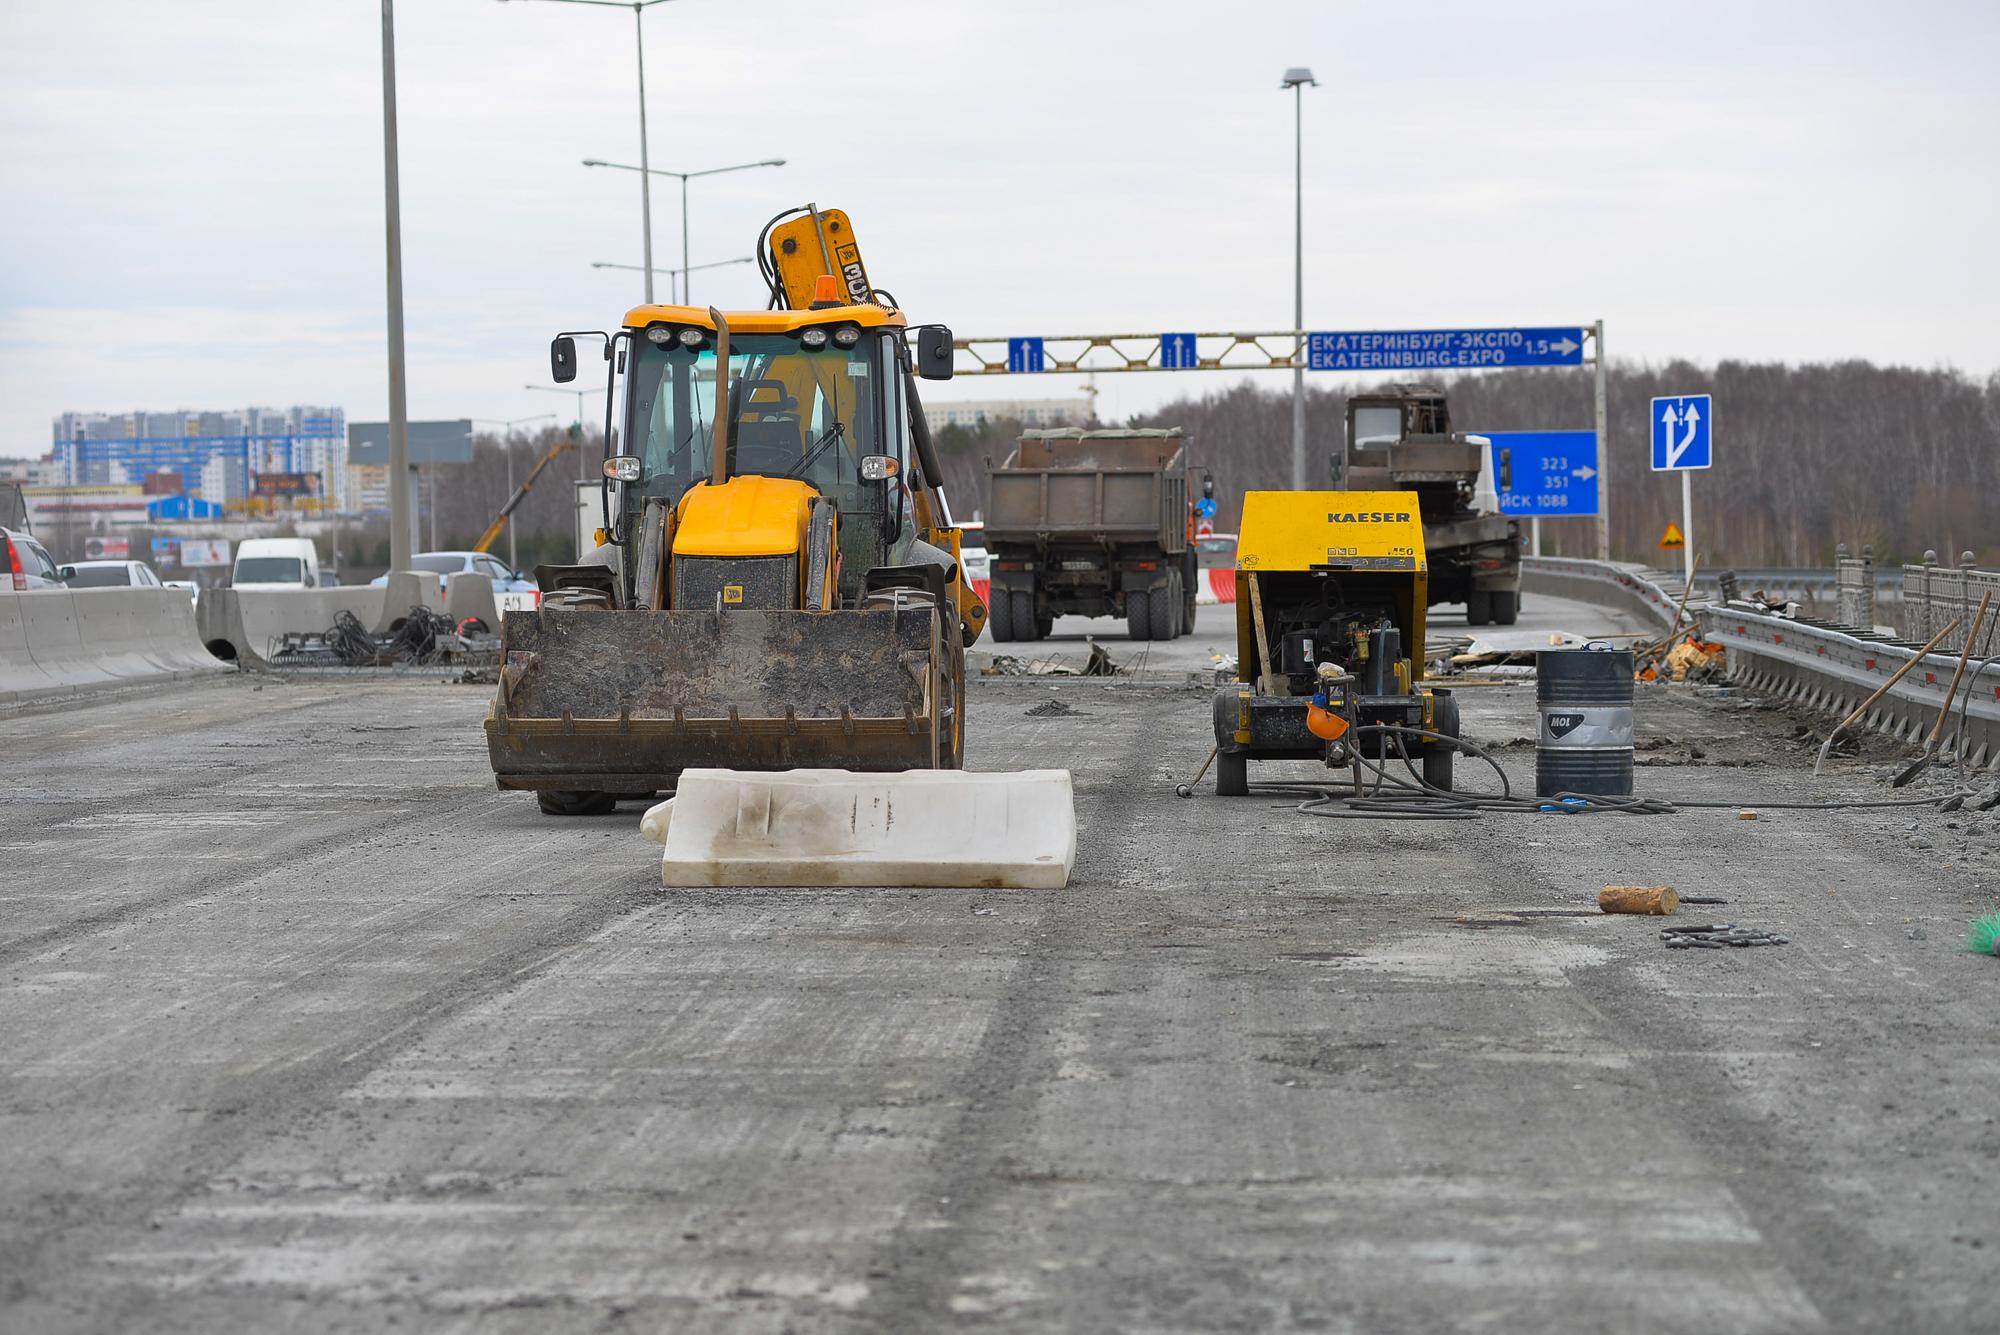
top-left (1650, 394), bottom-right (1713, 470)
top-left (1307, 326), bottom-right (1586, 371)
top-left (1478, 430), bottom-right (1600, 517)
top-left (1161, 333), bottom-right (1198, 369)
top-left (1006, 337), bottom-right (1045, 373)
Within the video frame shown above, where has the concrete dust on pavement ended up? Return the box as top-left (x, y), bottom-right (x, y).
top-left (0, 597), bottom-right (1995, 1332)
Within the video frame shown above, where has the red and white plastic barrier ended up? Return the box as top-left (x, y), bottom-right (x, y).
top-left (1196, 568), bottom-right (1237, 606)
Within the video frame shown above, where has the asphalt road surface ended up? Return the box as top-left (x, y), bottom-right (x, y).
top-left (4, 596), bottom-right (1996, 1333)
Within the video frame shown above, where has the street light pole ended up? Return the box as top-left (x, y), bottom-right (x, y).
top-left (381, 0), bottom-right (413, 572)
top-left (581, 157), bottom-right (784, 303)
top-left (495, 0), bottom-right (675, 302)
top-left (1282, 67), bottom-right (1317, 492)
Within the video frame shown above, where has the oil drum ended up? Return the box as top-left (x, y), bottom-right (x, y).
top-left (1535, 646), bottom-right (1634, 798)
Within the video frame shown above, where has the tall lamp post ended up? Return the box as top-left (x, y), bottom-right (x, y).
top-left (591, 255), bottom-right (756, 303)
top-left (471, 414), bottom-right (558, 570)
top-left (496, 0), bottom-right (676, 302)
top-left (380, 0), bottom-right (414, 572)
top-left (582, 158), bottom-right (784, 303)
top-left (1281, 66), bottom-right (1317, 492)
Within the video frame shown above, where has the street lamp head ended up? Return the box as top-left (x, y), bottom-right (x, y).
top-left (1281, 67), bottom-right (1317, 89)
top-left (763, 158), bottom-right (786, 167)
top-left (581, 158), bottom-right (605, 167)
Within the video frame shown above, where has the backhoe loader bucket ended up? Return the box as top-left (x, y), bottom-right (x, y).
top-left (640, 768), bottom-right (1076, 889)
top-left (485, 603), bottom-right (957, 792)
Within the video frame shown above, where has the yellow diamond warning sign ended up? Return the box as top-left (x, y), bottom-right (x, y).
top-left (1658, 522), bottom-right (1685, 550)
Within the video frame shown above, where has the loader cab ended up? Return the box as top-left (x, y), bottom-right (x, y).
top-left (616, 308), bottom-right (917, 603)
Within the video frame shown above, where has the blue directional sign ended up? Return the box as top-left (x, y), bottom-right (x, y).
top-left (1006, 337), bottom-right (1045, 373)
top-left (1307, 326), bottom-right (1586, 372)
top-left (1161, 332), bottom-right (1198, 369)
top-left (1479, 430), bottom-right (1599, 517)
top-left (1650, 394), bottom-right (1713, 471)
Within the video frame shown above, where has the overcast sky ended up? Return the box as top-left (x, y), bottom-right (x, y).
top-left (2, 0), bottom-right (1996, 454)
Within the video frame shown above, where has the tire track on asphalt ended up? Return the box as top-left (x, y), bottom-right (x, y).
top-left (844, 682), bottom-right (1166, 1329)
top-left (2, 874), bottom-right (663, 1303)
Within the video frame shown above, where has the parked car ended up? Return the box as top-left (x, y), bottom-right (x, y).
top-left (59, 560), bottom-right (166, 589)
top-left (2, 526), bottom-right (63, 590)
top-left (370, 551), bottom-right (537, 596)
top-left (231, 538), bottom-right (323, 590)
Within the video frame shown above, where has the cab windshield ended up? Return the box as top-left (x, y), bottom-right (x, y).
top-left (625, 331), bottom-right (890, 513)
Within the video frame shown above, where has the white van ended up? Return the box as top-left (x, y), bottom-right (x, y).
top-left (231, 538), bottom-right (322, 590)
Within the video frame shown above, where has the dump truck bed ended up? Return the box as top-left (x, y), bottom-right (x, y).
top-left (985, 430), bottom-right (1188, 550)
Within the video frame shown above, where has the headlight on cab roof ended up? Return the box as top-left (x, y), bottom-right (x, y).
top-left (799, 327), bottom-right (829, 350)
top-left (676, 327), bottom-right (706, 349)
top-left (832, 325), bottom-right (861, 347)
top-left (645, 326), bottom-right (672, 344)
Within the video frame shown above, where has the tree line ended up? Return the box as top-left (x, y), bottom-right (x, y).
top-left (927, 360), bottom-right (1998, 568)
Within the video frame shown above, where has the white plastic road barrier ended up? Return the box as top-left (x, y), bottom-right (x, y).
top-left (641, 768), bottom-right (1077, 889)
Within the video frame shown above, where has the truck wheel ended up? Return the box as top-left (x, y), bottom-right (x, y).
top-left (1014, 591), bottom-right (1042, 641)
top-left (1152, 582), bottom-right (1181, 641)
top-left (1036, 613), bottom-right (1054, 640)
top-left (1466, 590), bottom-right (1493, 626)
top-left (1126, 588), bottom-right (1153, 641)
top-left (1216, 750), bottom-right (1248, 796)
top-left (536, 790), bottom-right (618, 817)
top-left (988, 585), bottom-right (1015, 641)
top-left (1491, 590), bottom-right (1519, 625)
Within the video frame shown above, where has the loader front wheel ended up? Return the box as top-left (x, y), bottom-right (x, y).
top-left (536, 789), bottom-right (619, 817)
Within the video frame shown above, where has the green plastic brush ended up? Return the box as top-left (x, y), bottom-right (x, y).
top-left (1970, 913), bottom-right (2000, 957)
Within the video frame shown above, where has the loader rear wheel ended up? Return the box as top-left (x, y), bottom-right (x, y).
top-left (1215, 750), bottom-right (1248, 796)
top-left (1466, 589), bottom-right (1493, 626)
top-left (1150, 582), bottom-right (1180, 641)
top-left (1491, 590), bottom-right (1519, 625)
top-left (1126, 587), bottom-right (1153, 641)
top-left (988, 585), bottom-right (1016, 642)
top-left (536, 789), bottom-right (619, 817)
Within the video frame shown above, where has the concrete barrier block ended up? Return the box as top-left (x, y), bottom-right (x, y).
top-left (642, 768), bottom-right (1076, 889)
top-left (0, 592), bottom-right (57, 699)
top-left (14, 590), bottom-right (116, 686)
top-left (446, 572), bottom-right (500, 630)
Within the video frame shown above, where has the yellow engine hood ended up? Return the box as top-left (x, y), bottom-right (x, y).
top-left (674, 475), bottom-right (816, 557)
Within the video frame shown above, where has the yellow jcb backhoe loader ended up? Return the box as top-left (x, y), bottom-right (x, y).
top-left (485, 206), bottom-right (987, 816)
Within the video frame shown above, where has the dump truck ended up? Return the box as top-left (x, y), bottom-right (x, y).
top-left (485, 205), bottom-right (985, 815)
top-left (1340, 385), bottom-right (1521, 625)
top-left (984, 428), bottom-right (1197, 642)
top-left (1211, 490), bottom-right (1460, 795)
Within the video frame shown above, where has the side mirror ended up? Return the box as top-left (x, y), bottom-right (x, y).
top-left (860, 455), bottom-right (900, 481)
top-left (551, 335), bottom-right (578, 384)
top-left (603, 455), bottom-right (642, 482)
top-left (916, 325), bottom-right (954, 381)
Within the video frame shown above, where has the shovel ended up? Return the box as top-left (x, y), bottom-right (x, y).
top-left (1892, 590), bottom-right (1993, 787)
top-left (1815, 615), bottom-right (1961, 776)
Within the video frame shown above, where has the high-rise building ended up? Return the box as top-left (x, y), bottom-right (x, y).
top-left (53, 405), bottom-right (347, 509)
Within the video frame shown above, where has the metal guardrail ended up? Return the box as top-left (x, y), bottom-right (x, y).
top-left (1519, 557), bottom-right (1681, 633)
top-left (1698, 602), bottom-right (1998, 770)
top-left (1523, 556), bottom-right (1997, 770)
top-left (1903, 553), bottom-right (2000, 655)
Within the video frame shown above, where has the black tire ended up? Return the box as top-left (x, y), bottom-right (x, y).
top-left (988, 584), bottom-right (1015, 642)
top-left (1423, 690), bottom-right (1461, 793)
top-left (1181, 556), bottom-right (1198, 634)
top-left (1126, 585), bottom-right (1153, 641)
top-left (1215, 749), bottom-right (1249, 796)
top-left (1491, 589), bottom-right (1519, 625)
top-left (1036, 613), bottom-right (1054, 640)
top-left (536, 789), bottom-right (618, 817)
top-left (1015, 591), bottom-right (1042, 642)
top-left (1151, 582), bottom-right (1180, 641)
top-left (1466, 589), bottom-right (1493, 626)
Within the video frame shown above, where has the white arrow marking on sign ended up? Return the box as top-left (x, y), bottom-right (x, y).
top-left (1659, 402), bottom-right (1680, 464)
top-left (1552, 337), bottom-right (1579, 356)
top-left (1669, 400), bottom-right (1702, 466)
top-left (1572, 464), bottom-right (1596, 481)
